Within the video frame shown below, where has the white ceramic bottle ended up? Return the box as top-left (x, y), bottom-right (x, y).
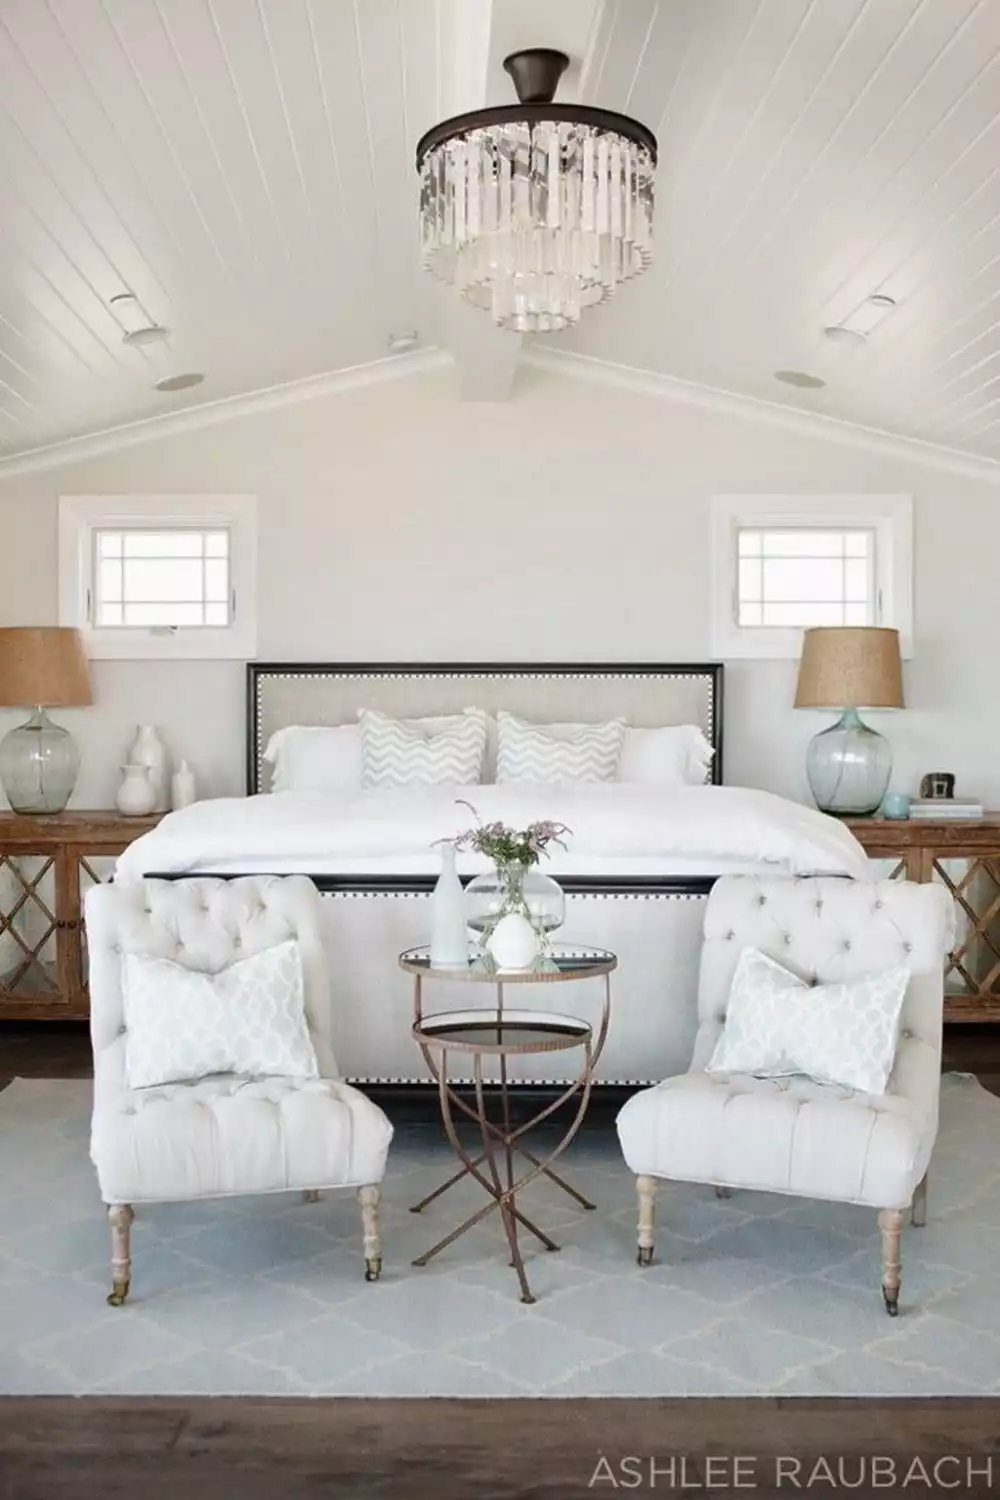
top-left (116, 764), bottom-right (157, 817)
top-left (171, 759), bottom-right (196, 810)
top-left (129, 725), bottom-right (169, 813)
top-left (429, 842), bottom-right (469, 968)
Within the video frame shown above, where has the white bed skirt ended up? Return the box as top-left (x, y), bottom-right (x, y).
top-left (318, 888), bottom-right (707, 1086)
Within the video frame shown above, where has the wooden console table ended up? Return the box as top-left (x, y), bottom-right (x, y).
top-left (845, 815), bottom-right (1000, 1023)
top-left (0, 811), bottom-right (161, 1021)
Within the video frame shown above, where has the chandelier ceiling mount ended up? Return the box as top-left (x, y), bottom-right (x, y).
top-left (502, 48), bottom-right (570, 106)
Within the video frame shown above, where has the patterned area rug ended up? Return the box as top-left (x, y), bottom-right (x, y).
top-left (1, 1075), bottom-right (998, 1397)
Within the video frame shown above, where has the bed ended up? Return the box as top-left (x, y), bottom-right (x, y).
top-left (118, 661), bottom-right (869, 1086)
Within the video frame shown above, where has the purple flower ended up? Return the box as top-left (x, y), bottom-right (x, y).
top-left (444, 802), bottom-right (571, 865)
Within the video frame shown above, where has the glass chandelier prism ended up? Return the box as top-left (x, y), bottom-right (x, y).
top-left (416, 49), bottom-right (657, 334)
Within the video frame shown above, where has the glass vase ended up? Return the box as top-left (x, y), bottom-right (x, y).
top-left (0, 706), bottom-right (81, 814)
top-left (805, 707), bottom-right (892, 817)
top-left (465, 860), bottom-right (565, 951)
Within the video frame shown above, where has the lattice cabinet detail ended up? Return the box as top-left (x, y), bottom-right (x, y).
top-left (0, 813), bottom-right (160, 1020)
top-left (846, 816), bottom-right (1000, 1023)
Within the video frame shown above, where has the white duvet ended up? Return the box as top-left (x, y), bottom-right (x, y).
top-left (115, 784), bottom-right (872, 883)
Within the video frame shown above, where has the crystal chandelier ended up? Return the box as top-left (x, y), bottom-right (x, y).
top-left (416, 48), bottom-right (657, 334)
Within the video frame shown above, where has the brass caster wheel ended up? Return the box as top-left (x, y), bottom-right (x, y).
top-left (637, 1246), bottom-right (654, 1267)
top-left (107, 1280), bottom-right (130, 1308)
top-left (882, 1286), bottom-right (899, 1317)
top-left (364, 1256), bottom-right (382, 1283)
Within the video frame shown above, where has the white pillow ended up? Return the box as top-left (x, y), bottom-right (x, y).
top-left (122, 938), bottom-right (318, 1089)
top-left (359, 707), bottom-right (487, 788)
top-left (619, 725), bottom-right (715, 787)
top-left (496, 711), bottom-right (626, 784)
top-left (263, 724), bottom-right (362, 794)
top-left (706, 946), bottom-right (909, 1096)
top-left (263, 713), bottom-right (492, 794)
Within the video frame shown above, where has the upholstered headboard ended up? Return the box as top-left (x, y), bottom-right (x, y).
top-left (246, 662), bottom-right (725, 794)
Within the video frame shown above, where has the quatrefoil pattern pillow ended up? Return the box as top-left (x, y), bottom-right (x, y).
top-left (706, 945), bottom-right (910, 1095)
top-left (122, 938), bottom-right (319, 1089)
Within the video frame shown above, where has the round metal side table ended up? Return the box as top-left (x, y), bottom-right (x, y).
top-left (399, 944), bottom-right (616, 1304)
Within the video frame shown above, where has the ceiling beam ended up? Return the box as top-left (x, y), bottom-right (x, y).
top-left (442, 293), bottom-right (522, 401)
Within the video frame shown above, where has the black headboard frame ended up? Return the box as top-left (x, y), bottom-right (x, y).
top-left (245, 661), bottom-right (724, 796)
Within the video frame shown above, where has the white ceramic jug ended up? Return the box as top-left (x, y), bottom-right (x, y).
top-left (116, 763), bottom-right (157, 817)
top-left (487, 913), bottom-right (540, 970)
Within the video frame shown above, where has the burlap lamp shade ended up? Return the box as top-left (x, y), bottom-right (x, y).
top-left (0, 628), bottom-right (92, 814)
top-left (0, 628), bottom-right (93, 708)
top-left (795, 627), bottom-right (904, 711)
top-left (794, 627), bottom-right (903, 818)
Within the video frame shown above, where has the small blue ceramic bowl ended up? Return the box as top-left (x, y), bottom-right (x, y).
top-left (882, 792), bottom-right (911, 820)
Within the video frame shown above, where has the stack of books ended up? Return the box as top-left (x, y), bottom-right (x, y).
top-left (909, 798), bottom-right (984, 820)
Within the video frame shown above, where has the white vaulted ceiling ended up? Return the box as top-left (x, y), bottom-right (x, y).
top-left (4, 0), bottom-right (1000, 465)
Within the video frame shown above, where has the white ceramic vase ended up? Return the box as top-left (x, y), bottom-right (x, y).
top-left (429, 842), bottom-right (469, 968)
top-left (171, 759), bottom-right (197, 810)
top-left (129, 725), bottom-right (169, 812)
top-left (116, 763), bottom-right (157, 817)
top-left (487, 913), bottom-right (540, 970)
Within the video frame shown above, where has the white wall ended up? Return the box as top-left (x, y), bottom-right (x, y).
top-left (0, 362), bottom-right (996, 810)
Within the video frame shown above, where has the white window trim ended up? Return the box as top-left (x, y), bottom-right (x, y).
top-left (59, 494), bottom-right (257, 660)
top-left (710, 494), bottom-right (913, 660)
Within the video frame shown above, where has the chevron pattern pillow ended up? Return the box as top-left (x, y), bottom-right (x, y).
top-left (496, 711), bottom-right (626, 784)
top-left (359, 708), bottom-right (487, 788)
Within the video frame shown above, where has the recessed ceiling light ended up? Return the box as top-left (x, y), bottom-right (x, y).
top-left (823, 325), bottom-right (868, 348)
top-left (774, 369), bottom-right (826, 389)
top-left (387, 330), bottom-right (419, 353)
top-left (153, 372), bottom-right (204, 393)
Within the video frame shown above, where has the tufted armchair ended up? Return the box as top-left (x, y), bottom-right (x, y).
top-left (86, 875), bottom-right (393, 1306)
top-left (617, 874), bottom-right (955, 1316)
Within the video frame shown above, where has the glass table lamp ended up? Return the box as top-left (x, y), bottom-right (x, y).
top-left (794, 626), bottom-right (904, 817)
top-left (0, 628), bottom-right (93, 814)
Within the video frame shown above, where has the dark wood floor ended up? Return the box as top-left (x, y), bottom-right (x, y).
top-left (2, 1397), bottom-right (1000, 1499)
top-left (4, 1023), bottom-right (1000, 1499)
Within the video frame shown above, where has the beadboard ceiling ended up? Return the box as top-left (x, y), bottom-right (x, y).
top-left (3, 0), bottom-right (1000, 464)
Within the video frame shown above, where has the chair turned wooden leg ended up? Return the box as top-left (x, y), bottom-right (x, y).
top-left (359, 1184), bottom-right (382, 1282)
top-left (878, 1207), bottom-right (904, 1316)
top-left (303, 1189), bottom-right (320, 1204)
top-left (911, 1173), bottom-right (928, 1229)
top-left (636, 1174), bottom-right (657, 1267)
top-left (107, 1204), bottom-right (134, 1307)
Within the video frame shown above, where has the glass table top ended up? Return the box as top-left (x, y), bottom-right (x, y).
top-left (398, 943), bottom-right (617, 983)
top-left (414, 1009), bottom-right (592, 1055)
